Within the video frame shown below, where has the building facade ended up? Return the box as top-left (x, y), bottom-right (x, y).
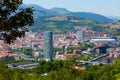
top-left (76, 30), bottom-right (85, 40)
top-left (44, 31), bottom-right (54, 61)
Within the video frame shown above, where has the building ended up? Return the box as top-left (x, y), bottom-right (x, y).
top-left (93, 45), bottom-right (107, 54)
top-left (53, 34), bottom-right (59, 41)
top-left (55, 51), bottom-right (65, 60)
top-left (7, 62), bottom-right (39, 69)
top-left (0, 51), bottom-right (16, 61)
top-left (73, 50), bottom-right (82, 55)
top-left (90, 38), bottom-right (117, 45)
top-left (76, 30), bottom-right (85, 40)
top-left (44, 31), bottom-right (54, 61)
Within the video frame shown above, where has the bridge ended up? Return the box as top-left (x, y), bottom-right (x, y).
top-left (78, 53), bottom-right (109, 65)
top-left (90, 53), bottom-right (109, 62)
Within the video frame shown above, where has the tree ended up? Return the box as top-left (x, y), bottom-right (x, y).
top-left (118, 20), bottom-right (120, 23)
top-left (0, 0), bottom-right (34, 44)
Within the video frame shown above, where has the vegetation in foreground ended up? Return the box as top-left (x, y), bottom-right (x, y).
top-left (0, 0), bottom-right (34, 44)
top-left (1, 58), bottom-right (120, 80)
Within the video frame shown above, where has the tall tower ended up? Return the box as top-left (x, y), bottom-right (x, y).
top-left (76, 30), bottom-right (85, 40)
top-left (44, 31), bottom-right (54, 61)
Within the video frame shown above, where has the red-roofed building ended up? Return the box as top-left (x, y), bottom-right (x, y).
top-left (93, 45), bottom-right (107, 54)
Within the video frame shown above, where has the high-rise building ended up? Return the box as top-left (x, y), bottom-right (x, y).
top-left (53, 34), bottom-right (59, 41)
top-left (44, 31), bottom-right (54, 61)
top-left (76, 30), bottom-right (85, 40)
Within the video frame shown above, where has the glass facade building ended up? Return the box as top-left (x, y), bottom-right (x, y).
top-left (44, 31), bottom-right (54, 61)
top-left (76, 30), bottom-right (85, 40)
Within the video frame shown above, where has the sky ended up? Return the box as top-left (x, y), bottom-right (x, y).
top-left (23, 0), bottom-right (120, 17)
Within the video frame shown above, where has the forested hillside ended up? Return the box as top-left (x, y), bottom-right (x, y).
top-left (19, 4), bottom-right (115, 33)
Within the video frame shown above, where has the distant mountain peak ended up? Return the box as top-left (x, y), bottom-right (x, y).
top-left (51, 7), bottom-right (69, 12)
top-left (19, 4), bottom-right (46, 11)
top-left (20, 4), bottom-right (115, 23)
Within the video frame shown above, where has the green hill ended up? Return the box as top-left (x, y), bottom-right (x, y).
top-left (20, 4), bottom-right (115, 33)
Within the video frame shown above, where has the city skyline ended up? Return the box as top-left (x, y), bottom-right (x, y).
top-left (23, 0), bottom-right (120, 17)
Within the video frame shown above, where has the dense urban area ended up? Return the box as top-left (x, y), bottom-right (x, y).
top-left (1, 0), bottom-right (120, 80)
top-left (1, 23), bottom-right (120, 80)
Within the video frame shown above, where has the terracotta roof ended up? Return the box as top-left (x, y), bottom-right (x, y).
top-left (0, 52), bottom-right (15, 57)
top-left (93, 45), bottom-right (103, 49)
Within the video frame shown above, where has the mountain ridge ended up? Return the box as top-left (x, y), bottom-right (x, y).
top-left (20, 4), bottom-right (115, 23)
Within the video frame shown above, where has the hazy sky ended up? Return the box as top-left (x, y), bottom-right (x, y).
top-left (23, 0), bottom-right (120, 16)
